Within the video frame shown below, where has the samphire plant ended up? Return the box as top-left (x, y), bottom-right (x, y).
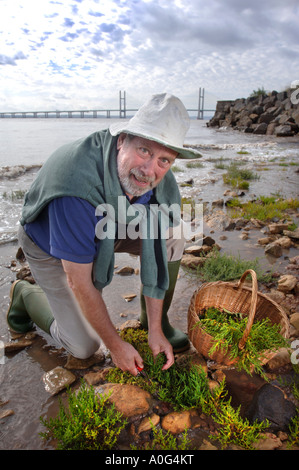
top-left (40, 382), bottom-right (127, 450)
top-left (194, 307), bottom-right (288, 379)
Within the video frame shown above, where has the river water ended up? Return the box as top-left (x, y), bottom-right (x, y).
top-left (0, 118), bottom-right (298, 449)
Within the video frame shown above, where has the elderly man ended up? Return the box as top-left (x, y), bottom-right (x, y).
top-left (6, 93), bottom-right (199, 376)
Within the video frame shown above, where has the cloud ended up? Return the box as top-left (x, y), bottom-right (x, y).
top-left (0, 0), bottom-right (298, 111)
top-left (0, 51), bottom-right (26, 66)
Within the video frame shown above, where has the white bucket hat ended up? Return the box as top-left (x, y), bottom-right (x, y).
top-left (109, 93), bottom-right (201, 159)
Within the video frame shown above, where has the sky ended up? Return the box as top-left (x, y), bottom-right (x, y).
top-left (1, 0), bottom-right (299, 113)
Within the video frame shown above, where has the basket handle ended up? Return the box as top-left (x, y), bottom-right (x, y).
top-left (236, 269), bottom-right (258, 350)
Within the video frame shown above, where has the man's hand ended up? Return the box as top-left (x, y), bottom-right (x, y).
top-left (110, 340), bottom-right (144, 376)
top-left (144, 295), bottom-right (174, 370)
top-left (148, 330), bottom-right (174, 370)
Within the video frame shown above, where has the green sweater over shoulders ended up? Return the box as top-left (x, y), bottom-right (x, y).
top-left (20, 129), bottom-right (181, 299)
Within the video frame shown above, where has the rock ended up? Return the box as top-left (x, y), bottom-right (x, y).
top-left (283, 228), bottom-right (299, 240)
top-left (184, 245), bottom-right (204, 256)
top-left (4, 338), bottom-right (33, 352)
top-left (0, 408), bottom-right (14, 420)
top-left (184, 244), bottom-right (212, 256)
top-left (258, 236), bottom-right (274, 245)
top-left (245, 383), bottom-right (297, 432)
top-left (265, 348), bottom-right (291, 370)
top-left (277, 274), bottom-right (298, 293)
top-left (42, 366), bottom-right (76, 395)
top-left (118, 319), bottom-right (141, 331)
top-left (115, 266), bottom-right (135, 275)
top-left (276, 236), bottom-right (293, 249)
top-left (264, 242), bottom-right (283, 258)
top-left (199, 439), bottom-right (218, 450)
top-left (212, 199), bottom-right (224, 207)
top-left (65, 350), bottom-right (105, 369)
top-left (95, 383), bottom-right (153, 418)
top-left (161, 409), bottom-right (198, 434)
top-left (122, 293), bottom-right (137, 302)
top-left (181, 254), bottom-right (206, 269)
top-left (275, 125), bottom-right (294, 137)
top-left (84, 368), bottom-right (112, 386)
top-left (137, 413), bottom-right (160, 434)
top-left (290, 312), bottom-right (299, 333)
top-left (253, 122), bottom-right (268, 134)
top-left (268, 223), bottom-right (290, 234)
top-left (253, 433), bottom-right (283, 450)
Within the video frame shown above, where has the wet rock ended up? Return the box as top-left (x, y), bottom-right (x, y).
top-left (277, 274), bottom-right (298, 293)
top-left (84, 367), bottom-right (113, 386)
top-left (245, 383), bottom-right (297, 432)
top-left (64, 350), bottom-right (105, 370)
top-left (4, 338), bottom-right (33, 352)
top-left (275, 125), bottom-right (294, 137)
top-left (161, 409), bottom-right (199, 434)
top-left (276, 236), bottom-right (293, 249)
top-left (264, 242), bottom-right (283, 258)
top-left (181, 254), bottom-right (206, 269)
top-left (283, 228), bottom-right (299, 240)
top-left (115, 266), bottom-right (135, 275)
top-left (268, 223), bottom-right (290, 234)
top-left (95, 383), bottom-right (153, 419)
top-left (0, 408), bottom-right (14, 420)
top-left (137, 413), bottom-right (160, 434)
top-left (258, 236), bottom-right (274, 245)
top-left (122, 293), bottom-right (137, 302)
top-left (42, 366), bottom-right (76, 395)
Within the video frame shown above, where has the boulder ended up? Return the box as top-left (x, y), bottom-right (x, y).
top-left (95, 383), bottom-right (153, 418)
top-left (277, 274), bottom-right (298, 293)
top-left (264, 242), bottom-right (283, 258)
top-left (245, 383), bottom-right (297, 432)
top-left (275, 125), bottom-right (294, 137)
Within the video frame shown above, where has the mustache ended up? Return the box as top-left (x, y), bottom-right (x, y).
top-left (130, 168), bottom-right (155, 184)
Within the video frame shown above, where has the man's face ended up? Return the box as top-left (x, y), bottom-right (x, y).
top-left (117, 134), bottom-right (177, 198)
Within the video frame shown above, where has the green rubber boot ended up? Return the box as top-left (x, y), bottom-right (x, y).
top-left (6, 280), bottom-right (54, 334)
top-left (140, 260), bottom-right (190, 353)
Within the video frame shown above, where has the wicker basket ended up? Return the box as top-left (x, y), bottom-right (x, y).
top-left (187, 269), bottom-right (289, 366)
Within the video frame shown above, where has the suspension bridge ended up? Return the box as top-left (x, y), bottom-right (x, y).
top-left (0, 89), bottom-right (215, 120)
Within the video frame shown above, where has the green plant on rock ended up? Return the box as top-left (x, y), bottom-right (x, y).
top-left (40, 381), bottom-right (127, 450)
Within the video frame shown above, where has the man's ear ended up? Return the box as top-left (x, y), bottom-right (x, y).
top-left (117, 133), bottom-right (126, 150)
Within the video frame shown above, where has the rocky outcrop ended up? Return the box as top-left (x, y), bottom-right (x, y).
top-left (208, 89), bottom-right (299, 136)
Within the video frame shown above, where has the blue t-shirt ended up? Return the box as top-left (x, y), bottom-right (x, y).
top-left (24, 192), bottom-right (153, 263)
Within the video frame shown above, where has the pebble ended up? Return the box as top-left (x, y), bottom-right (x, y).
top-left (42, 366), bottom-right (76, 395)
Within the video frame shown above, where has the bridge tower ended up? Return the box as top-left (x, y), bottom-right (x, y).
top-left (119, 90), bottom-right (126, 118)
